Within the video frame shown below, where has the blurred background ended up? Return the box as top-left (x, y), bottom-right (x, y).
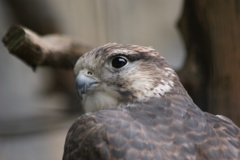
top-left (1, 0), bottom-right (240, 160)
top-left (0, 0), bottom-right (184, 159)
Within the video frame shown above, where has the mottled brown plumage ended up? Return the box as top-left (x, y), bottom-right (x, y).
top-left (63, 43), bottom-right (240, 160)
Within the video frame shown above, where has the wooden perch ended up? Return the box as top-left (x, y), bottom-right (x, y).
top-left (2, 25), bottom-right (93, 69)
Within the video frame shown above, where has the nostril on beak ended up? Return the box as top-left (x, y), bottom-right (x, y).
top-left (87, 71), bottom-right (93, 75)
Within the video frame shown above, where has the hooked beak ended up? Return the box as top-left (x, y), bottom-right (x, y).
top-left (76, 73), bottom-right (98, 100)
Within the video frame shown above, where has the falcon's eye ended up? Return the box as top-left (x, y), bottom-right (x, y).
top-left (111, 56), bottom-right (128, 68)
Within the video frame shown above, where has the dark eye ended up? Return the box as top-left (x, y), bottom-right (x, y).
top-left (111, 56), bottom-right (128, 68)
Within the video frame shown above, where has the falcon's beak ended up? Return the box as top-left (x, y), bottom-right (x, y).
top-left (76, 73), bottom-right (98, 100)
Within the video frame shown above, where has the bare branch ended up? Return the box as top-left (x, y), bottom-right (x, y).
top-left (2, 25), bottom-right (93, 69)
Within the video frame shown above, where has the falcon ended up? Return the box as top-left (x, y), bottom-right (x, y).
top-left (63, 43), bottom-right (240, 160)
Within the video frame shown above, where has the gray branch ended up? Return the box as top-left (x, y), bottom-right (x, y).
top-left (2, 25), bottom-right (93, 70)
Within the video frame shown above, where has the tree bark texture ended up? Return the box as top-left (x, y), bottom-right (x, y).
top-left (178, 0), bottom-right (240, 125)
top-left (2, 26), bottom-right (92, 70)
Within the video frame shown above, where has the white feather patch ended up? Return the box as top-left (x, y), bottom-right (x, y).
top-left (155, 80), bottom-right (174, 96)
top-left (83, 91), bottom-right (119, 113)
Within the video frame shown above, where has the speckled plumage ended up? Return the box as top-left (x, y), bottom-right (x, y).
top-left (63, 43), bottom-right (240, 160)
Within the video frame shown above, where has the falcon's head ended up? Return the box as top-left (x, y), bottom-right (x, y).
top-left (74, 43), bottom-right (182, 113)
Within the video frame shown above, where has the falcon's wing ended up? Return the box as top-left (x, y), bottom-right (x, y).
top-left (204, 112), bottom-right (240, 156)
top-left (63, 114), bottom-right (109, 160)
top-left (63, 97), bottom-right (240, 160)
top-left (63, 108), bottom-right (163, 160)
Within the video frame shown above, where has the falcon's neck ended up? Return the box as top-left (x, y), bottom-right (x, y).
top-left (82, 91), bottom-right (120, 113)
top-left (81, 77), bottom-right (189, 113)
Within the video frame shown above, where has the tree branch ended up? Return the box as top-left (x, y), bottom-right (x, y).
top-left (2, 25), bottom-right (93, 70)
